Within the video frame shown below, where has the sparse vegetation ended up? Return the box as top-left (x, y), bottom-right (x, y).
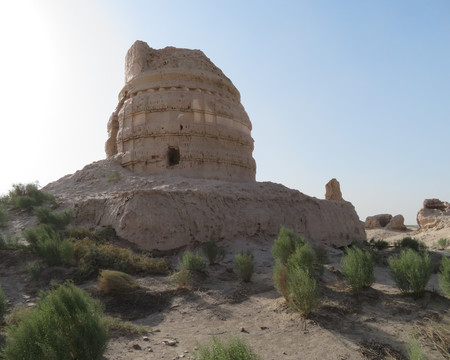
top-left (33, 206), bottom-right (72, 230)
top-left (0, 203), bottom-right (9, 227)
top-left (271, 226), bottom-right (306, 265)
top-left (73, 237), bottom-right (168, 280)
top-left (415, 315), bottom-right (450, 359)
top-left (408, 334), bottom-right (426, 360)
top-left (0, 285), bottom-right (7, 323)
top-left (235, 251), bottom-right (254, 282)
top-left (369, 238), bottom-right (389, 250)
top-left (5, 183), bottom-right (55, 211)
top-left (314, 244), bottom-right (328, 264)
top-left (436, 237), bottom-right (450, 250)
top-left (0, 232), bottom-right (22, 250)
top-left (438, 256), bottom-right (450, 296)
top-left (174, 268), bottom-right (192, 288)
top-left (102, 316), bottom-right (150, 337)
top-left (24, 225), bottom-right (74, 266)
top-left (25, 261), bottom-right (41, 281)
top-left (341, 247), bottom-right (375, 294)
top-left (286, 266), bottom-right (320, 315)
top-left (2, 282), bottom-right (108, 360)
top-left (195, 336), bottom-right (262, 360)
top-left (106, 170), bottom-right (121, 183)
top-left (389, 249), bottom-right (432, 297)
top-left (98, 270), bottom-right (138, 294)
top-left (395, 237), bottom-right (427, 252)
top-left (202, 238), bottom-right (226, 265)
top-left (178, 251), bottom-right (206, 272)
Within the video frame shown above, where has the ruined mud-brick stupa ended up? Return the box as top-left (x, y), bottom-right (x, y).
top-left (105, 40), bottom-right (256, 182)
top-left (44, 40), bottom-right (366, 251)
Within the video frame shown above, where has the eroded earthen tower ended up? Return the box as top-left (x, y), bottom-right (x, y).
top-left (106, 41), bottom-right (256, 182)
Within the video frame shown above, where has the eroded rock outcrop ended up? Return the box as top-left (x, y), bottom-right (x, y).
top-left (325, 178), bottom-right (344, 202)
top-left (365, 213), bottom-right (407, 231)
top-left (106, 41), bottom-right (256, 182)
top-left (417, 198), bottom-right (450, 230)
top-left (44, 159), bottom-right (366, 251)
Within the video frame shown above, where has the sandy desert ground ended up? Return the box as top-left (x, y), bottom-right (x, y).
top-left (1, 223), bottom-right (449, 360)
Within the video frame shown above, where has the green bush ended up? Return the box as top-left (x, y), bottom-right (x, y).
top-left (369, 238), bottom-right (389, 250)
top-left (389, 249), bottom-right (432, 297)
top-left (397, 237), bottom-right (426, 252)
top-left (202, 238), bottom-right (226, 265)
top-left (98, 270), bottom-right (138, 294)
top-left (24, 225), bottom-right (74, 266)
top-left (438, 256), bottom-right (450, 296)
top-left (437, 238), bottom-right (450, 250)
top-left (0, 285), bottom-right (7, 323)
top-left (235, 251), bottom-right (254, 282)
top-left (7, 183), bottom-right (55, 211)
top-left (0, 203), bottom-right (9, 227)
top-left (287, 243), bottom-right (323, 279)
top-left (33, 206), bottom-right (72, 230)
top-left (273, 263), bottom-right (289, 300)
top-left (341, 247), bottom-right (375, 293)
top-left (286, 267), bottom-right (320, 315)
top-left (0, 233), bottom-right (22, 250)
top-left (271, 226), bottom-right (306, 265)
top-left (178, 251), bottom-right (206, 272)
top-left (2, 282), bottom-right (108, 360)
top-left (195, 336), bottom-right (262, 360)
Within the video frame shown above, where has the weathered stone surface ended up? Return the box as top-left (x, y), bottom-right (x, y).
top-left (417, 198), bottom-right (450, 230)
top-left (106, 41), bottom-right (256, 182)
top-left (325, 178), bottom-right (344, 202)
top-left (385, 215), bottom-right (407, 231)
top-left (44, 159), bottom-right (366, 251)
top-left (365, 214), bottom-right (392, 229)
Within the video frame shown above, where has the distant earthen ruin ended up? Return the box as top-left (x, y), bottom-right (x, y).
top-left (105, 40), bottom-right (256, 182)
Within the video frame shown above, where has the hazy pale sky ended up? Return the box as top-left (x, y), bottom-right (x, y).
top-left (0, 0), bottom-right (449, 224)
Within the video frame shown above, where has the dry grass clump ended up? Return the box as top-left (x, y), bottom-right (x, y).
top-left (98, 270), bottom-right (138, 294)
top-left (195, 336), bottom-right (262, 360)
top-left (101, 316), bottom-right (150, 337)
top-left (415, 315), bottom-right (450, 359)
top-left (73, 237), bottom-right (169, 279)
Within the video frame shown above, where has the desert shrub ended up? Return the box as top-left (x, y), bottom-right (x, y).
top-left (174, 268), bottom-right (192, 288)
top-left (73, 237), bottom-right (168, 279)
top-left (273, 263), bottom-right (289, 300)
top-left (7, 183), bottom-right (55, 211)
top-left (389, 249), bottom-right (432, 297)
top-left (415, 315), bottom-right (450, 359)
top-left (271, 226), bottom-right (306, 265)
top-left (2, 282), bottom-right (108, 360)
top-left (341, 247), bottom-right (375, 293)
top-left (235, 251), bottom-right (254, 282)
top-left (101, 316), bottom-right (149, 337)
top-left (0, 232), bottom-right (22, 250)
top-left (286, 267), bottom-right (320, 315)
top-left (202, 238), bottom-right (226, 265)
top-left (0, 285), bottom-right (7, 323)
top-left (287, 243), bottom-right (323, 280)
top-left (33, 206), bottom-right (72, 230)
top-left (25, 261), bottom-right (41, 281)
top-left (98, 270), bottom-right (138, 294)
top-left (178, 251), bottom-right (206, 272)
top-left (437, 238), bottom-right (450, 250)
top-left (195, 336), bottom-right (262, 360)
top-left (438, 256), bottom-right (450, 296)
top-left (0, 203), bottom-right (9, 227)
top-left (369, 238), bottom-right (389, 250)
top-left (397, 237), bottom-right (426, 252)
top-left (24, 226), bottom-right (74, 266)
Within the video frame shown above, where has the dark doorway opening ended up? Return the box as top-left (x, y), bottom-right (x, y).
top-left (168, 146), bottom-right (180, 166)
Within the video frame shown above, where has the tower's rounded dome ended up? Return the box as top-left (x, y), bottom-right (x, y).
top-left (106, 41), bottom-right (256, 182)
